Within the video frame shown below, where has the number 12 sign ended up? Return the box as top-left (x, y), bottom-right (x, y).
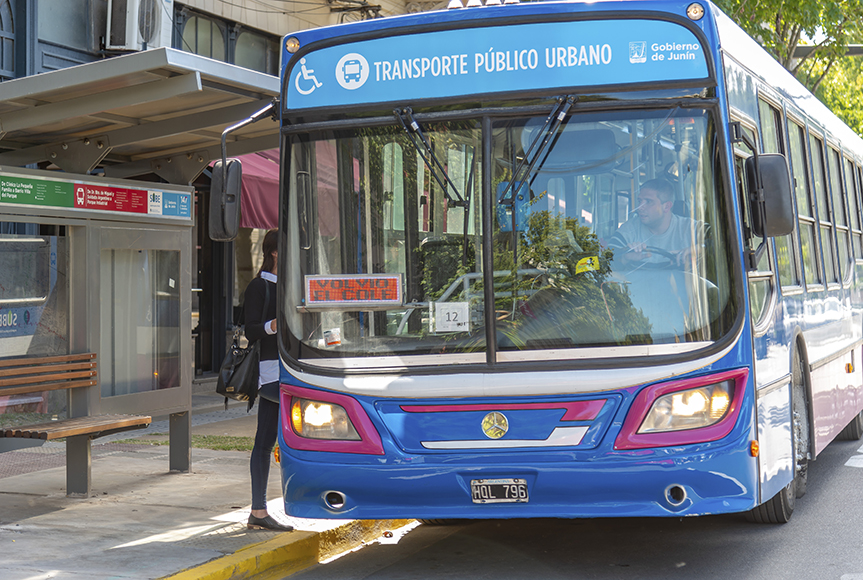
top-left (433, 302), bottom-right (469, 333)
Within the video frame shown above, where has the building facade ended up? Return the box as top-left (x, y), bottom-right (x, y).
top-left (4, 0), bottom-right (422, 81)
top-left (0, 0), bottom-right (443, 381)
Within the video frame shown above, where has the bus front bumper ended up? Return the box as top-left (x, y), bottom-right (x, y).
top-left (278, 443), bottom-right (758, 520)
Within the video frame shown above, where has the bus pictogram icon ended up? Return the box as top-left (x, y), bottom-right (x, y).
top-left (343, 59), bottom-right (362, 82)
top-left (336, 53), bottom-right (369, 90)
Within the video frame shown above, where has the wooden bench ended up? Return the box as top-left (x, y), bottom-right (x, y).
top-left (0, 353), bottom-right (151, 441)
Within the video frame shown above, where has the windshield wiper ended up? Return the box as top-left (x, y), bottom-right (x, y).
top-left (394, 107), bottom-right (467, 208)
top-left (498, 96), bottom-right (576, 208)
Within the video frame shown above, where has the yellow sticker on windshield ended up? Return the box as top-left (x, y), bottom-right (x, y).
top-left (576, 256), bottom-right (600, 274)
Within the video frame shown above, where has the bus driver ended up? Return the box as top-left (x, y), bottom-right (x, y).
top-left (608, 178), bottom-right (705, 269)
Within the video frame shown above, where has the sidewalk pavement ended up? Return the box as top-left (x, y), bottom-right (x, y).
top-left (0, 388), bottom-right (414, 580)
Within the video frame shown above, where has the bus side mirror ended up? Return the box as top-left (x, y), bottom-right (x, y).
top-left (745, 153), bottom-right (794, 238)
top-left (209, 158), bottom-right (242, 241)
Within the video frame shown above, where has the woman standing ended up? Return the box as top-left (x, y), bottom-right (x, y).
top-left (244, 229), bottom-right (293, 532)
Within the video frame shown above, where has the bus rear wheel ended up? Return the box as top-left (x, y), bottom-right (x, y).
top-left (838, 410), bottom-right (863, 441)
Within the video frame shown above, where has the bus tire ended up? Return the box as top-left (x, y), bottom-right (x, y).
top-left (745, 479), bottom-right (795, 524)
top-left (418, 519), bottom-right (463, 525)
top-left (837, 410), bottom-right (863, 441)
top-left (747, 352), bottom-right (808, 524)
top-left (791, 354), bottom-right (811, 499)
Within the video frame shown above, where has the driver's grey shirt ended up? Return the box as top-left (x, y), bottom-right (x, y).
top-left (608, 213), bottom-right (705, 264)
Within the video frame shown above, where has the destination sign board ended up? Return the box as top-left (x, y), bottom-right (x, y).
top-left (285, 19), bottom-right (709, 110)
top-left (305, 274), bottom-right (402, 309)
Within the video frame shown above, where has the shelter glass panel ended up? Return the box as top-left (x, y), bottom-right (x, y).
top-left (0, 225), bottom-right (70, 427)
top-left (100, 249), bottom-right (181, 396)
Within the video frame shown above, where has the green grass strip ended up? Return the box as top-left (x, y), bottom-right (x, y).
top-left (114, 434), bottom-right (255, 452)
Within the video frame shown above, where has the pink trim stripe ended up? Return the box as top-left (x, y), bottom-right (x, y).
top-left (400, 400), bottom-right (606, 422)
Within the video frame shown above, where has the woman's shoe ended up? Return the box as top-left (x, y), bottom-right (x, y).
top-left (247, 514), bottom-right (294, 532)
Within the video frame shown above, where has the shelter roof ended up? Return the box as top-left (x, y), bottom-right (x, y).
top-left (0, 48), bottom-right (280, 185)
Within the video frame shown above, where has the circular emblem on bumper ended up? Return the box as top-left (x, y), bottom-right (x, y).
top-left (481, 411), bottom-right (509, 439)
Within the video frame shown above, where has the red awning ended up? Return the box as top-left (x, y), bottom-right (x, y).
top-left (221, 149), bottom-right (279, 230)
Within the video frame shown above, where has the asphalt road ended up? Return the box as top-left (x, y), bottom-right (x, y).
top-left (287, 437), bottom-right (863, 579)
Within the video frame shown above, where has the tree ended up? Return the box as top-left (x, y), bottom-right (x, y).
top-left (814, 54), bottom-right (863, 134)
top-left (715, 0), bottom-right (863, 92)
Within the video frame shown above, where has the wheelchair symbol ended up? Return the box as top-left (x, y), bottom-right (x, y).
top-left (295, 58), bottom-right (323, 96)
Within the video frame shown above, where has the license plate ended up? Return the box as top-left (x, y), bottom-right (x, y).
top-left (470, 478), bottom-right (529, 504)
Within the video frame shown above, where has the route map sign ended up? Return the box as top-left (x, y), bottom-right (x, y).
top-left (0, 171), bottom-right (193, 221)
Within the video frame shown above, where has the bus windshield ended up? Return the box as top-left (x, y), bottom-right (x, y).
top-left (283, 106), bottom-right (736, 365)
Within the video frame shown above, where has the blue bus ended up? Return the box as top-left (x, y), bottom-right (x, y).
top-left (215, 0), bottom-right (863, 524)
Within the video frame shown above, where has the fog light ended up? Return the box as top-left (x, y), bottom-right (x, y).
top-left (291, 398), bottom-right (361, 440)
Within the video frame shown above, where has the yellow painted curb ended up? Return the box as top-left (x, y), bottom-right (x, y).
top-left (161, 519), bottom-right (413, 580)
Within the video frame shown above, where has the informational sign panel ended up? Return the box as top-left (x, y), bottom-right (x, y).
top-left (285, 19), bottom-right (709, 110)
top-left (305, 274), bottom-right (402, 309)
top-left (433, 301), bottom-right (469, 333)
top-left (0, 171), bottom-right (192, 221)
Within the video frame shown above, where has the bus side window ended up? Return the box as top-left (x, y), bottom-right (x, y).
top-left (827, 147), bottom-right (852, 281)
top-left (786, 120), bottom-right (822, 288)
top-left (855, 165), bottom-right (863, 258)
top-left (809, 133), bottom-right (839, 284)
top-left (732, 121), bottom-right (773, 325)
top-left (758, 99), bottom-right (801, 289)
top-left (846, 159), bottom-right (863, 259)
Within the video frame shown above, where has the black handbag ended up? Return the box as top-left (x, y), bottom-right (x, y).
top-left (216, 333), bottom-right (260, 409)
top-left (216, 282), bottom-right (269, 410)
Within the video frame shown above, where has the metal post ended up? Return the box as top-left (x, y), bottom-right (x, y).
top-left (66, 225), bottom-right (96, 497)
top-left (169, 411), bottom-right (191, 472)
top-left (66, 435), bottom-right (91, 497)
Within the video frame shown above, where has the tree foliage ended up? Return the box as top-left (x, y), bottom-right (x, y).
top-left (491, 208), bottom-right (652, 347)
top-left (715, 0), bottom-right (863, 92)
top-left (813, 55), bottom-right (863, 134)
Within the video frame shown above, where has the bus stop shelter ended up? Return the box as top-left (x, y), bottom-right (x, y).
top-left (0, 48), bottom-right (279, 496)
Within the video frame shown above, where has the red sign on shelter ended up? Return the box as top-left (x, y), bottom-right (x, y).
top-left (73, 183), bottom-right (148, 213)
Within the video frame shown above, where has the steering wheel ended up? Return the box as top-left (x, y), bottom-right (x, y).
top-left (625, 245), bottom-right (681, 270)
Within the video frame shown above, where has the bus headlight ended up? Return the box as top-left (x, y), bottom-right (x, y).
top-left (291, 398), bottom-right (361, 440)
top-left (638, 382), bottom-right (732, 433)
